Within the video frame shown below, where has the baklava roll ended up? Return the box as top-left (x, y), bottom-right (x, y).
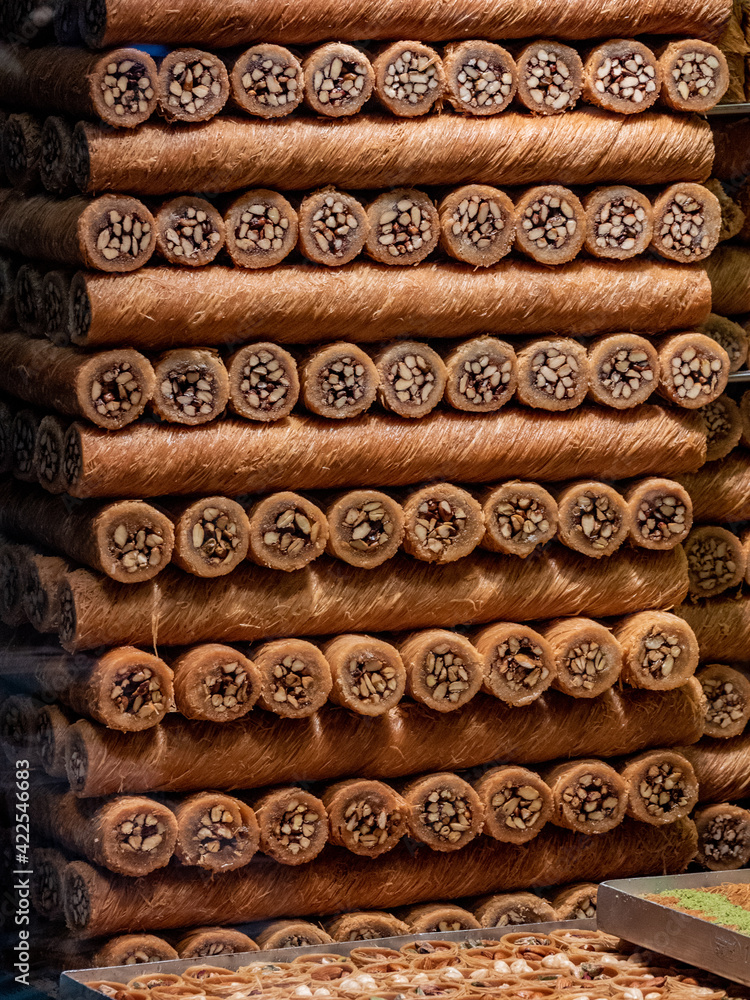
top-left (401, 772), bottom-right (484, 851)
top-left (323, 778), bottom-right (408, 857)
top-left (473, 765), bottom-right (553, 844)
top-left (515, 41), bottom-right (583, 114)
top-left (474, 622), bottom-right (556, 707)
top-left (438, 186), bottom-right (516, 266)
top-left (557, 480), bottom-right (629, 558)
top-left (402, 483), bottom-right (484, 564)
top-left (620, 749), bottom-right (699, 826)
top-left (171, 645), bottom-right (260, 722)
top-left (544, 759), bottom-right (628, 835)
top-left (246, 492), bottom-right (328, 571)
top-left (474, 893), bottom-right (557, 927)
top-left (695, 803), bottom-right (750, 871)
top-left (684, 525), bottom-right (745, 597)
top-left (480, 482), bottom-right (558, 557)
top-left (543, 618), bottom-right (623, 698)
top-left (583, 39), bottom-right (661, 113)
top-left (227, 342), bottom-right (299, 422)
top-left (323, 634), bottom-right (406, 716)
top-left (170, 791), bottom-right (259, 872)
top-left (254, 638), bottom-right (332, 718)
top-left (325, 490), bottom-right (405, 569)
top-left (399, 629), bottom-right (484, 712)
top-left (697, 663), bottom-right (750, 738)
top-left (613, 611), bottom-right (699, 691)
top-left (252, 786), bottom-right (328, 865)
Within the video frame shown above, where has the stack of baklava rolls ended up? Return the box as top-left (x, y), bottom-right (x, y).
top-left (0, 0), bottom-right (744, 971)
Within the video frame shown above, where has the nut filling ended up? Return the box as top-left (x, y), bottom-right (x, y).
top-left (561, 774), bottom-right (620, 824)
top-left (92, 361), bottom-right (143, 419)
top-left (637, 763), bottom-right (690, 819)
top-left (702, 678), bottom-right (747, 730)
top-left (455, 55), bottom-right (514, 108)
top-left (165, 55), bottom-right (224, 116)
top-left (422, 643), bottom-right (471, 704)
top-left (37, 861), bottom-right (60, 913)
top-left (66, 871), bottom-right (89, 927)
top-left (111, 522), bottom-right (165, 573)
top-left (521, 193), bottom-right (578, 251)
top-left (4, 122), bottom-right (29, 176)
top-left (382, 49), bottom-right (441, 106)
top-left (311, 56), bottom-right (368, 107)
top-left (192, 507), bottom-right (241, 566)
top-left (702, 815), bottom-right (748, 862)
top-left (530, 346), bottom-right (581, 400)
top-left (203, 661), bottom-right (249, 713)
top-left (593, 52), bottom-right (657, 105)
top-left (342, 500), bottom-right (395, 552)
top-left (238, 349), bottom-right (292, 413)
top-left (274, 799), bottom-right (321, 856)
top-left (195, 805), bottom-right (241, 858)
top-left (109, 666), bottom-right (164, 720)
top-left (570, 897), bottom-right (597, 919)
top-left (63, 432), bottom-right (82, 486)
top-left (413, 499), bottom-right (467, 556)
top-left (44, 282), bottom-right (67, 335)
top-left (317, 355), bottom-right (369, 410)
top-left (569, 493), bottom-right (621, 552)
top-left (636, 494), bottom-right (688, 544)
top-left (343, 798), bottom-right (401, 848)
top-left (669, 348), bottom-right (724, 401)
top-left (118, 811), bottom-right (167, 854)
top-left (15, 271), bottom-right (38, 329)
top-left (450, 196), bottom-right (507, 253)
top-left (268, 655), bottom-right (317, 710)
top-left (263, 506), bottom-right (321, 558)
top-left (72, 284), bottom-right (92, 340)
top-left (95, 209), bottom-right (152, 262)
top-left (703, 399), bottom-right (734, 449)
top-left (457, 351), bottom-right (514, 406)
top-left (592, 197), bottom-right (648, 253)
top-left (59, 584), bottom-right (75, 641)
top-left (491, 783), bottom-right (545, 833)
top-left (686, 536), bottom-right (738, 592)
top-left (164, 205), bottom-right (222, 260)
top-left (376, 197), bottom-right (433, 258)
top-left (24, 573), bottom-right (50, 625)
top-left (419, 788), bottom-right (474, 843)
top-left (494, 495), bottom-right (552, 546)
top-left (562, 641), bottom-right (610, 691)
top-left (344, 655), bottom-right (400, 704)
top-left (658, 194), bottom-right (713, 258)
top-left (310, 194), bottom-right (361, 257)
top-left (11, 418), bottom-right (35, 475)
top-left (492, 635), bottom-right (550, 693)
top-left (99, 57), bottom-right (154, 117)
top-left (640, 629), bottom-right (684, 680)
top-left (598, 347), bottom-right (655, 401)
top-left (234, 201), bottom-right (291, 254)
top-left (387, 351), bottom-right (438, 406)
top-left (241, 54), bottom-right (300, 110)
top-left (670, 50), bottom-right (721, 101)
top-left (524, 47), bottom-right (578, 110)
top-left (160, 365), bottom-right (216, 418)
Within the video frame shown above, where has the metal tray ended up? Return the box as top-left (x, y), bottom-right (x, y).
top-left (59, 918), bottom-right (594, 998)
top-left (598, 869), bottom-right (750, 987)
top-left (707, 103), bottom-right (750, 116)
top-left (728, 371), bottom-right (750, 383)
